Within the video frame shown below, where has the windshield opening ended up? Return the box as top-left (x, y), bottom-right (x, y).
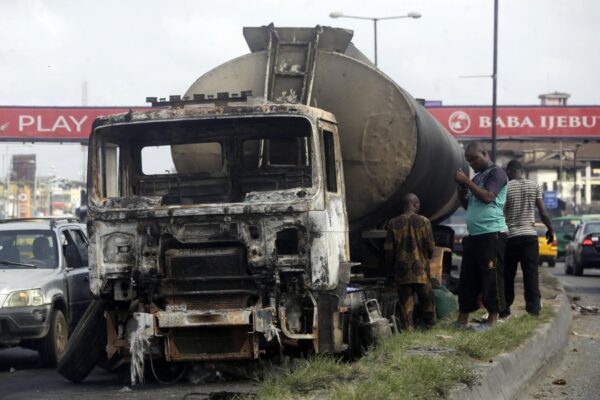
top-left (92, 116), bottom-right (314, 206)
top-left (0, 230), bottom-right (58, 269)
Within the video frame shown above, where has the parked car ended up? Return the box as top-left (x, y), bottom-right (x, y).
top-left (552, 215), bottom-right (600, 258)
top-left (0, 218), bottom-right (91, 366)
top-left (535, 223), bottom-right (557, 266)
top-left (564, 220), bottom-right (600, 276)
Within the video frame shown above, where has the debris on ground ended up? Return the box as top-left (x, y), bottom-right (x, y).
top-left (570, 302), bottom-right (599, 315)
top-left (405, 346), bottom-right (457, 355)
top-left (572, 331), bottom-right (600, 339)
top-left (552, 378), bottom-right (567, 385)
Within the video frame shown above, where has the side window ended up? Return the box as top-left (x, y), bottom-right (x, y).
top-left (322, 130), bottom-right (337, 193)
top-left (60, 230), bottom-right (84, 269)
top-left (69, 229), bottom-right (89, 266)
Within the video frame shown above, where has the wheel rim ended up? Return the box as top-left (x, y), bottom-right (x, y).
top-left (55, 314), bottom-right (68, 357)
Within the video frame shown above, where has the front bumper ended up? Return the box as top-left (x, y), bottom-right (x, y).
top-left (0, 304), bottom-right (52, 346)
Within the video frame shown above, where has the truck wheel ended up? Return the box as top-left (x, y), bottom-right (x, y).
top-left (39, 309), bottom-right (68, 367)
top-left (57, 299), bottom-right (108, 383)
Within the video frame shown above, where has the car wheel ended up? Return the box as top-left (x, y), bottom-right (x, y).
top-left (574, 261), bottom-right (584, 276)
top-left (39, 309), bottom-right (68, 367)
top-left (57, 299), bottom-right (108, 383)
top-left (564, 257), bottom-right (573, 275)
top-left (549, 259), bottom-right (556, 267)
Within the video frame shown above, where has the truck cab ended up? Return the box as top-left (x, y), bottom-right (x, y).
top-left (87, 101), bottom-right (351, 372)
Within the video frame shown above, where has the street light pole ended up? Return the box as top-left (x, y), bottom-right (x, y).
top-left (329, 11), bottom-right (421, 67)
top-left (573, 143), bottom-right (582, 214)
top-left (491, 0), bottom-right (499, 162)
top-left (373, 19), bottom-right (378, 66)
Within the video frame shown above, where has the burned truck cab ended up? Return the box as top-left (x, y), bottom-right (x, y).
top-left (87, 101), bottom-right (351, 368)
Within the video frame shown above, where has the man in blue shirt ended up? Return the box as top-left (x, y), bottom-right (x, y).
top-left (454, 142), bottom-right (508, 330)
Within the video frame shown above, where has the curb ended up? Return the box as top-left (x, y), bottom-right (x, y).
top-left (450, 285), bottom-right (572, 400)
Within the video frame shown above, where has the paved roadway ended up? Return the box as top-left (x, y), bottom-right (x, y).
top-left (2, 263), bottom-right (598, 400)
top-left (526, 264), bottom-right (600, 400)
top-left (0, 347), bottom-right (256, 400)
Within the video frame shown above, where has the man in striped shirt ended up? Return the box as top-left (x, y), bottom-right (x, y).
top-left (501, 160), bottom-right (554, 318)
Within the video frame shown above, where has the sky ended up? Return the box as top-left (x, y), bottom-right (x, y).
top-left (1, 0), bottom-right (599, 179)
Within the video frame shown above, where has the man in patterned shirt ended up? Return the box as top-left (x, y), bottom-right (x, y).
top-left (385, 193), bottom-right (436, 330)
top-left (501, 160), bottom-right (554, 318)
top-left (454, 142), bottom-right (508, 330)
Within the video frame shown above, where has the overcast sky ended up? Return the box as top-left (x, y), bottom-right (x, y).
top-left (1, 0), bottom-right (599, 179)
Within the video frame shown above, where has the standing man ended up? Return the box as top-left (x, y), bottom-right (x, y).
top-left (502, 160), bottom-right (554, 318)
top-left (385, 193), bottom-right (436, 330)
top-left (454, 142), bottom-right (508, 330)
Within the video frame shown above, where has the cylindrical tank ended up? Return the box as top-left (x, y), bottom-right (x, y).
top-left (180, 26), bottom-right (467, 230)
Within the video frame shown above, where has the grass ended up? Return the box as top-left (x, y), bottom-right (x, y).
top-left (249, 306), bottom-right (555, 400)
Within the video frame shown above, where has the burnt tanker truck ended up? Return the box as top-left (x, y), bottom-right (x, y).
top-left (58, 25), bottom-right (467, 383)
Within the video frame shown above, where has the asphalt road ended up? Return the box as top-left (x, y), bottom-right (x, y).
top-left (0, 347), bottom-right (257, 400)
top-left (526, 264), bottom-right (600, 400)
top-left (2, 263), bottom-right (597, 400)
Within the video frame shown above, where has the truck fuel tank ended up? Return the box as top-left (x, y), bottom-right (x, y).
top-left (179, 25), bottom-right (467, 230)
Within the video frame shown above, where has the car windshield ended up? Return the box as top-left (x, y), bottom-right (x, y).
top-left (583, 222), bottom-right (600, 235)
top-left (92, 116), bottom-right (314, 206)
top-left (0, 230), bottom-right (58, 269)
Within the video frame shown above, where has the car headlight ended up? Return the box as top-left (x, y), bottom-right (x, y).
top-left (3, 289), bottom-right (45, 308)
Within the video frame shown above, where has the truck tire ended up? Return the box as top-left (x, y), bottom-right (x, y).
top-left (57, 299), bottom-right (107, 383)
top-left (39, 309), bottom-right (68, 367)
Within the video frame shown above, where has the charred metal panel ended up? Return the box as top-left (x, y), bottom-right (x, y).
top-left (90, 222), bottom-right (139, 296)
top-left (156, 309), bottom-right (252, 328)
top-left (308, 210), bottom-right (348, 290)
top-left (165, 327), bottom-right (255, 361)
top-left (160, 247), bottom-right (256, 311)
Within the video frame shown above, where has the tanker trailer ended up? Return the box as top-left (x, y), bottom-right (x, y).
top-left (58, 25), bottom-right (466, 384)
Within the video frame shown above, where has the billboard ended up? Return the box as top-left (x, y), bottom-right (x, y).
top-left (0, 106), bottom-right (149, 142)
top-left (427, 106), bottom-right (600, 139)
top-left (1, 105), bottom-right (600, 142)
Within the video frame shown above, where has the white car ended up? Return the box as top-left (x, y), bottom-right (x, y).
top-left (0, 218), bottom-right (91, 366)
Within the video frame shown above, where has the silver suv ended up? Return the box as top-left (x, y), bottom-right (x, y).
top-left (0, 218), bottom-right (91, 366)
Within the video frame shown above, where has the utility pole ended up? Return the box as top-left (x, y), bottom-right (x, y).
top-left (491, 0), bottom-right (498, 162)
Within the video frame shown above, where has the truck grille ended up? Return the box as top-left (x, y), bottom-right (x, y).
top-left (159, 246), bottom-right (257, 310)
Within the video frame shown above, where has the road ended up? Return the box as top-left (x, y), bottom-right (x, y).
top-left (2, 263), bottom-right (597, 400)
top-left (0, 347), bottom-right (256, 400)
top-left (526, 264), bottom-right (600, 400)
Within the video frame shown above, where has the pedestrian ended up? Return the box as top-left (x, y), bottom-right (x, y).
top-left (385, 193), bottom-right (436, 330)
top-left (501, 160), bottom-right (554, 318)
top-left (454, 141), bottom-right (508, 330)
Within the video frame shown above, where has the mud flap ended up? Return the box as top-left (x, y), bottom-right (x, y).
top-left (57, 299), bottom-right (108, 383)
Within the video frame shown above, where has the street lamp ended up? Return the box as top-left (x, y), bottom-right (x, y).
top-left (573, 143), bottom-right (583, 214)
top-left (329, 11), bottom-right (421, 66)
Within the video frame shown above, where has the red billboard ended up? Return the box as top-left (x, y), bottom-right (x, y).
top-left (1, 105), bottom-right (600, 142)
top-left (0, 107), bottom-right (149, 142)
top-left (427, 106), bottom-right (600, 139)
